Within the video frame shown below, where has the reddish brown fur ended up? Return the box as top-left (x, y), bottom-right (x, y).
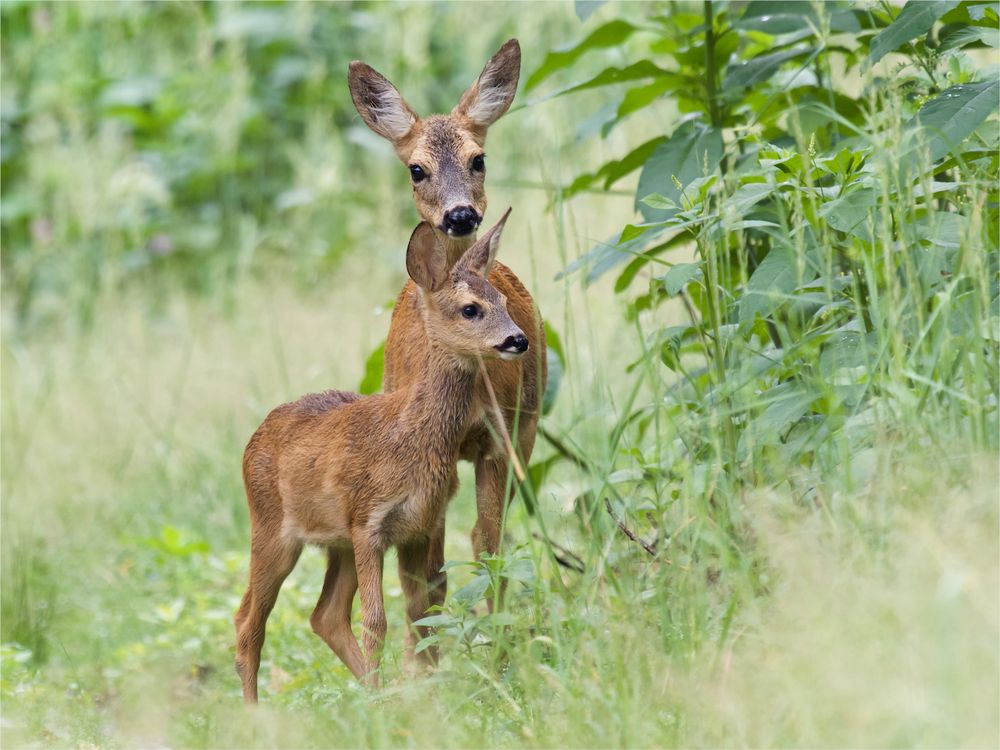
top-left (349, 39), bottom-right (547, 615)
top-left (234, 215), bottom-right (524, 700)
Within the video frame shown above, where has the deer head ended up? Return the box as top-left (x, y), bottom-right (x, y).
top-left (349, 40), bottom-right (521, 241)
top-left (405, 207), bottom-right (526, 361)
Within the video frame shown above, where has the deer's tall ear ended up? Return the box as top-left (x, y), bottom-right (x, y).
top-left (452, 39), bottom-right (520, 131)
top-left (348, 61), bottom-right (419, 143)
top-left (458, 207), bottom-right (511, 277)
top-left (406, 222), bottom-right (448, 291)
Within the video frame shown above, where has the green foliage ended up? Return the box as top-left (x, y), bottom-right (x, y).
top-left (529, 0), bottom-right (998, 564)
top-left (0, 3), bottom-right (557, 329)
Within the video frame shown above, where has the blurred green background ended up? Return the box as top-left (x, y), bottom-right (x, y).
top-left (2, 1), bottom-right (997, 748)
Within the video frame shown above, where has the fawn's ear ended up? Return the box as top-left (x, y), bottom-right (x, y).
top-left (406, 222), bottom-right (448, 292)
top-left (458, 207), bottom-right (511, 277)
top-left (348, 61), bottom-right (419, 142)
top-left (452, 39), bottom-right (520, 131)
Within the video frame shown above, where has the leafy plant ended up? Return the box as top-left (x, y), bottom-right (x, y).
top-left (532, 0), bottom-right (998, 543)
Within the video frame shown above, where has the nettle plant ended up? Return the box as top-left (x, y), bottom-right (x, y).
top-left (534, 2), bottom-right (997, 517)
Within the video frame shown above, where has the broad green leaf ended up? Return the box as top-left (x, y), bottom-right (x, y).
top-left (543, 60), bottom-right (673, 101)
top-left (613, 232), bottom-right (692, 292)
top-left (820, 331), bottom-right (876, 378)
top-left (739, 243), bottom-right (798, 324)
top-left (639, 194), bottom-right (678, 210)
top-left (907, 78), bottom-right (1000, 161)
top-left (412, 613), bottom-right (458, 628)
top-left (723, 45), bottom-right (816, 94)
top-left (659, 262), bottom-right (703, 296)
top-left (602, 77), bottom-right (677, 136)
top-left (453, 574), bottom-right (491, 605)
top-left (558, 223), bottom-right (673, 286)
top-left (635, 120), bottom-right (724, 222)
top-left (941, 1), bottom-right (1000, 27)
top-left (821, 187), bottom-right (877, 234)
top-left (544, 321), bottom-right (565, 367)
top-left (414, 635), bottom-right (442, 654)
top-left (563, 136), bottom-right (667, 200)
top-left (528, 454), bottom-right (562, 496)
top-left (737, 1), bottom-right (863, 34)
top-left (525, 20), bottom-right (637, 91)
top-left (869, 0), bottom-right (961, 62)
top-left (722, 182), bottom-right (777, 224)
top-left (543, 346), bottom-right (563, 415)
top-left (939, 24), bottom-right (1000, 50)
top-left (542, 323), bottom-right (565, 415)
top-left (359, 340), bottom-right (385, 395)
top-left (502, 558), bottom-right (536, 583)
top-left (738, 382), bottom-right (817, 455)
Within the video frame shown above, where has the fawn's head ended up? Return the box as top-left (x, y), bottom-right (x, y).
top-left (349, 40), bottom-right (520, 239)
top-left (406, 208), bottom-right (526, 362)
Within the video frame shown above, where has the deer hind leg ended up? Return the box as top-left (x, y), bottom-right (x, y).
top-left (424, 526), bottom-right (447, 612)
top-left (398, 537), bottom-right (436, 668)
top-left (310, 547), bottom-right (365, 680)
top-left (234, 531), bottom-right (302, 703)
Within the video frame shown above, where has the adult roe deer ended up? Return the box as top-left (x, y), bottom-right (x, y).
top-left (234, 211), bottom-right (525, 699)
top-left (348, 38), bottom-right (546, 620)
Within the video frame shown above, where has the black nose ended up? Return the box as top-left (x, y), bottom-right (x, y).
top-left (497, 334), bottom-right (529, 354)
top-left (442, 206), bottom-right (481, 236)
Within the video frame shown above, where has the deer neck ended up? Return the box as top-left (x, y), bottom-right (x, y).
top-left (401, 343), bottom-right (477, 462)
top-left (437, 230), bottom-right (477, 268)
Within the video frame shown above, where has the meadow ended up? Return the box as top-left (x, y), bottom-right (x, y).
top-left (2, 2), bottom-right (998, 748)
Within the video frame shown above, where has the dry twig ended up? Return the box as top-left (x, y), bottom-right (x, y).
top-left (604, 498), bottom-right (658, 557)
top-left (531, 532), bottom-right (585, 573)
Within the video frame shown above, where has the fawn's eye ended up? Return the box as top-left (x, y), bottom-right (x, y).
top-left (461, 304), bottom-right (479, 320)
top-left (471, 154), bottom-right (485, 172)
top-left (409, 165), bottom-right (427, 183)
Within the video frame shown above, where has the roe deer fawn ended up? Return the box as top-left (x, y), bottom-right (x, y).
top-left (348, 39), bottom-right (546, 620)
top-left (234, 211), bottom-right (524, 699)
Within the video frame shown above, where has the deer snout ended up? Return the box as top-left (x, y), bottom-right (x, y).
top-left (442, 206), bottom-right (481, 237)
top-left (495, 333), bottom-right (528, 359)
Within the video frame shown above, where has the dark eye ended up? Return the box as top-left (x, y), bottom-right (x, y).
top-left (409, 164), bottom-right (427, 183)
top-left (471, 154), bottom-right (485, 172)
top-left (461, 304), bottom-right (479, 320)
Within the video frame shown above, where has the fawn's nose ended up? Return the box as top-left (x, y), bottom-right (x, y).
top-left (442, 206), bottom-right (481, 236)
top-left (496, 333), bottom-right (529, 357)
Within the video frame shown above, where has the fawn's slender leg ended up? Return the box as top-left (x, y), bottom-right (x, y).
top-left (424, 527), bottom-right (447, 611)
top-left (234, 533), bottom-right (302, 703)
top-left (310, 547), bottom-right (365, 680)
top-left (398, 536), bottom-right (436, 667)
top-left (351, 530), bottom-right (386, 688)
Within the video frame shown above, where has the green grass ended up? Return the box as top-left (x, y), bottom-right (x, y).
top-left (2, 2), bottom-right (998, 748)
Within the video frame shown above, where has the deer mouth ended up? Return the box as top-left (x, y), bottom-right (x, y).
top-left (440, 221), bottom-right (481, 238)
top-left (495, 334), bottom-right (529, 360)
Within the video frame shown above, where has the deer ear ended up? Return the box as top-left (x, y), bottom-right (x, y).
top-left (458, 207), bottom-right (511, 277)
top-left (406, 222), bottom-right (448, 291)
top-left (452, 39), bottom-right (520, 130)
top-left (348, 61), bottom-right (419, 142)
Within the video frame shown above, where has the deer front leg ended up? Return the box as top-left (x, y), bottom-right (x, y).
top-left (351, 530), bottom-right (386, 688)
